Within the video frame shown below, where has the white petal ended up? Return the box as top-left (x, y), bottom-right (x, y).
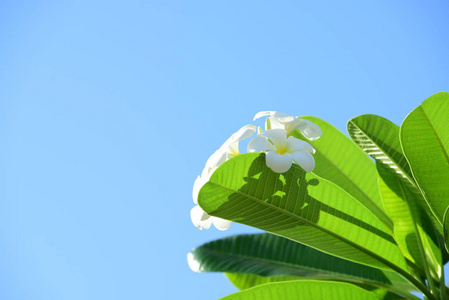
top-left (286, 136), bottom-right (315, 153)
top-left (187, 252), bottom-right (202, 272)
top-left (266, 117), bottom-right (284, 130)
top-left (298, 119), bottom-right (322, 141)
top-left (291, 150), bottom-right (315, 172)
top-left (226, 141), bottom-right (240, 157)
top-left (224, 124), bottom-right (257, 145)
top-left (254, 111), bottom-right (294, 122)
top-left (218, 124), bottom-right (257, 157)
top-left (248, 136), bottom-right (275, 152)
top-left (283, 118), bottom-right (304, 135)
top-left (260, 129), bottom-right (288, 148)
top-left (200, 165), bottom-right (214, 179)
top-left (230, 124), bottom-right (257, 142)
top-left (200, 218), bottom-right (212, 229)
top-left (204, 148), bottom-right (227, 172)
top-left (190, 205), bottom-right (212, 229)
top-left (211, 217), bottom-right (232, 230)
top-left (253, 111), bottom-right (274, 121)
top-left (271, 111), bottom-right (295, 123)
top-left (265, 118), bottom-right (271, 130)
top-left (203, 125), bottom-right (256, 174)
top-left (266, 151), bottom-right (293, 173)
top-left (192, 175), bottom-right (205, 204)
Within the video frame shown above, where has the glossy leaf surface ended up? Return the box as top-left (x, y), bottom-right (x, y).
top-left (293, 116), bottom-right (390, 228)
top-left (190, 233), bottom-right (414, 291)
top-left (348, 114), bottom-right (439, 228)
top-left (225, 273), bottom-right (298, 290)
top-left (198, 153), bottom-right (408, 272)
top-left (347, 114), bottom-right (442, 271)
top-left (377, 164), bottom-right (441, 279)
top-left (400, 92), bottom-right (449, 228)
top-left (225, 274), bottom-right (407, 299)
top-left (220, 280), bottom-right (381, 300)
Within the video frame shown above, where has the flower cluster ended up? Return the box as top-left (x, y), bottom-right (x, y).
top-left (190, 124), bottom-right (257, 231)
top-left (190, 111), bottom-right (322, 230)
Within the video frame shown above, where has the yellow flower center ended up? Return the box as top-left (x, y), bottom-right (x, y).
top-left (276, 146), bottom-right (287, 155)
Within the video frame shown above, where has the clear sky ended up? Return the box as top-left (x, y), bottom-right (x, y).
top-left (1, 1), bottom-right (449, 299)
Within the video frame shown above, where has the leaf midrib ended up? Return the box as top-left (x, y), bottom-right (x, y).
top-left (205, 175), bottom-right (407, 275)
top-left (419, 105), bottom-right (449, 172)
top-left (296, 125), bottom-right (391, 229)
top-left (400, 105), bottom-right (448, 226)
top-left (395, 173), bottom-right (439, 293)
top-left (315, 143), bottom-right (375, 208)
top-left (348, 120), bottom-right (415, 188)
top-left (199, 247), bottom-right (333, 277)
top-left (197, 245), bottom-right (410, 292)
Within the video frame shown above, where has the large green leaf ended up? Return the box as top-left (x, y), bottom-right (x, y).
top-left (348, 114), bottom-right (440, 229)
top-left (225, 274), bottom-right (407, 300)
top-left (400, 92), bottom-right (449, 228)
top-left (189, 233), bottom-right (415, 292)
top-left (198, 153), bottom-right (408, 274)
top-left (220, 280), bottom-right (382, 300)
top-left (347, 115), bottom-right (412, 181)
top-left (358, 285), bottom-right (408, 300)
top-left (292, 117), bottom-right (391, 229)
top-left (225, 273), bottom-right (298, 290)
top-left (377, 164), bottom-right (441, 280)
top-left (347, 114), bottom-right (442, 272)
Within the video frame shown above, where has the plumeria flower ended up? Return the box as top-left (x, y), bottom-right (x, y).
top-left (254, 111), bottom-right (322, 140)
top-left (202, 124), bottom-right (257, 175)
top-left (191, 166), bottom-right (231, 230)
top-left (191, 124), bottom-right (257, 230)
top-left (187, 252), bottom-right (202, 272)
top-left (248, 128), bottom-right (316, 173)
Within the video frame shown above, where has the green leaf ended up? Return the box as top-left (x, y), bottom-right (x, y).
top-left (292, 117), bottom-right (391, 229)
top-left (220, 280), bottom-right (382, 300)
top-left (190, 233), bottom-right (415, 292)
top-left (400, 92), bottom-right (449, 227)
top-left (377, 164), bottom-right (441, 280)
top-left (225, 273), bottom-right (298, 290)
top-left (198, 153), bottom-right (408, 273)
top-left (444, 206), bottom-right (449, 255)
top-left (347, 114), bottom-right (442, 272)
top-left (225, 274), bottom-right (407, 299)
top-left (347, 115), bottom-right (412, 181)
top-left (360, 285), bottom-right (408, 300)
top-left (348, 114), bottom-right (440, 230)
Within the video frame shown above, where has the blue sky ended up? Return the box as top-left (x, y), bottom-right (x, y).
top-left (1, 1), bottom-right (449, 299)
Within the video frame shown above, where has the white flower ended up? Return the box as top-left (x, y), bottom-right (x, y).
top-left (202, 124), bottom-right (257, 175)
top-left (191, 168), bottom-right (232, 230)
top-left (187, 252), bottom-right (202, 272)
top-left (190, 204), bottom-right (231, 230)
top-left (254, 111), bottom-right (322, 140)
top-left (248, 129), bottom-right (316, 173)
top-left (191, 124), bottom-right (257, 230)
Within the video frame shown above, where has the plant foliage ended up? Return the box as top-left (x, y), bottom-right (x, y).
top-left (189, 92), bottom-right (449, 299)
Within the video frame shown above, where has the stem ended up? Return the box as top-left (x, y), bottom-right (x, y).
top-left (392, 177), bottom-right (440, 298)
top-left (438, 234), bottom-right (447, 300)
top-left (315, 221), bottom-right (435, 298)
top-left (314, 222), bottom-right (435, 298)
top-left (320, 226), bottom-right (436, 300)
top-left (406, 292), bottom-right (428, 300)
top-left (392, 270), bottom-right (436, 300)
top-left (440, 278), bottom-right (447, 300)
